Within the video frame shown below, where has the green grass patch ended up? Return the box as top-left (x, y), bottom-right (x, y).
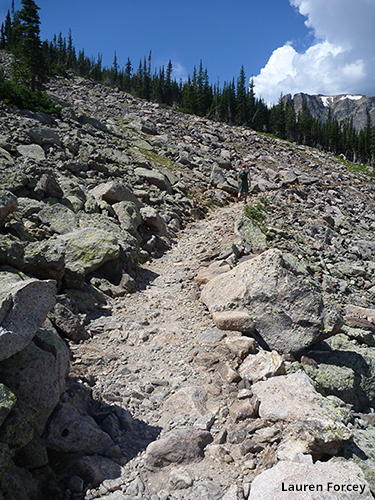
top-left (244, 197), bottom-right (268, 224)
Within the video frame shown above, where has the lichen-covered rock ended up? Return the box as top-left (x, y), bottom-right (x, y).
top-left (0, 384), bottom-right (16, 427)
top-left (37, 202), bottom-right (79, 234)
top-left (0, 237), bottom-right (65, 287)
top-left (252, 371), bottom-right (352, 458)
top-left (58, 227), bottom-right (120, 289)
top-left (303, 334), bottom-right (375, 410)
top-left (79, 213), bottom-right (140, 273)
top-left (0, 148), bottom-right (28, 192)
top-left (234, 213), bottom-right (268, 251)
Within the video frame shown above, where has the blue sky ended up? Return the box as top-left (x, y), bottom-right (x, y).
top-left (1, 0), bottom-right (375, 104)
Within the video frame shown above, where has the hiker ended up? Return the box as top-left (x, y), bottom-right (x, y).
top-left (238, 163), bottom-right (250, 203)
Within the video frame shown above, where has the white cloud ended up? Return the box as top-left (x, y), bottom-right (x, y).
top-left (253, 0), bottom-right (375, 104)
top-left (171, 61), bottom-right (188, 82)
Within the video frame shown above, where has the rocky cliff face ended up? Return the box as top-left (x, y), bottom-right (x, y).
top-left (285, 92), bottom-right (375, 130)
top-left (1, 70), bottom-right (375, 499)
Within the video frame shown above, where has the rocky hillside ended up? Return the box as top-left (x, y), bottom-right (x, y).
top-left (285, 92), bottom-right (375, 131)
top-left (1, 70), bottom-right (375, 500)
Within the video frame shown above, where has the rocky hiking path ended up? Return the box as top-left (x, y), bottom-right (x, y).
top-left (71, 202), bottom-right (251, 500)
top-left (68, 197), bottom-right (375, 500)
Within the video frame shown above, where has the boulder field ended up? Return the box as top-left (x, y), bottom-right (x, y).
top-left (1, 66), bottom-right (375, 499)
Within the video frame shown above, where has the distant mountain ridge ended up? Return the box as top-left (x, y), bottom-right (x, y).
top-left (284, 92), bottom-right (375, 131)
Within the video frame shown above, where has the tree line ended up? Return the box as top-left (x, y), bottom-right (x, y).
top-left (1, 0), bottom-right (374, 166)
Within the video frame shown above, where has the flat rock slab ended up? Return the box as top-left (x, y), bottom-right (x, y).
top-left (249, 459), bottom-right (372, 499)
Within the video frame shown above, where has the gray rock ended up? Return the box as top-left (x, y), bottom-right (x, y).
top-left (60, 454), bottom-right (121, 488)
top-left (124, 476), bottom-right (145, 496)
top-left (0, 277), bottom-right (56, 361)
top-left (191, 481), bottom-right (223, 500)
top-left (223, 485), bottom-right (245, 500)
top-left (27, 127), bottom-right (61, 146)
top-left (168, 467), bottom-right (194, 490)
top-left (113, 201), bottom-right (142, 236)
top-left (43, 403), bottom-right (114, 454)
top-left (140, 206), bottom-right (168, 235)
top-left (0, 190), bottom-right (17, 226)
top-left (58, 227), bottom-right (120, 289)
top-left (252, 371), bottom-right (352, 458)
top-left (144, 427), bottom-right (212, 470)
top-left (0, 384), bottom-right (17, 427)
top-left (249, 460), bottom-right (372, 499)
top-left (90, 181), bottom-right (142, 208)
top-left (201, 248), bottom-right (342, 354)
top-left (34, 173), bottom-right (64, 199)
top-left (196, 327), bottom-right (226, 344)
top-left (48, 302), bottom-right (90, 342)
top-left (17, 144), bottom-right (45, 160)
top-left (0, 325), bottom-right (69, 434)
top-left (135, 167), bottom-right (173, 194)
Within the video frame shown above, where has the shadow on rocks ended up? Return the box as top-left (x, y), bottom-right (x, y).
top-left (304, 340), bottom-right (372, 411)
top-left (134, 267), bottom-right (160, 292)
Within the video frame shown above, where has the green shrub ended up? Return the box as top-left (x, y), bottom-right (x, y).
top-left (0, 71), bottom-right (60, 115)
top-left (244, 198), bottom-right (268, 224)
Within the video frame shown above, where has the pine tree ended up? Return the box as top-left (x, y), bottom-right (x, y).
top-left (12, 0), bottom-right (48, 91)
top-left (248, 76), bottom-right (256, 126)
top-left (236, 65), bottom-right (247, 124)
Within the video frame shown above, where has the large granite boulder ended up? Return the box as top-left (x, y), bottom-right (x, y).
top-left (0, 275), bottom-right (56, 361)
top-left (252, 371), bottom-right (352, 459)
top-left (90, 181), bottom-right (142, 208)
top-left (249, 460), bottom-right (372, 500)
top-left (43, 403), bottom-right (114, 455)
top-left (134, 167), bottom-right (173, 194)
top-left (201, 248), bottom-right (342, 353)
top-left (58, 228), bottom-right (120, 289)
top-left (0, 237), bottom-right (66, 288)
top-left (0, 321), bottom-right (70, 434)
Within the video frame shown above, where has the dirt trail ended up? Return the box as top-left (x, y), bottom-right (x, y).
top-left (72, 202), bottom-right (255, 498)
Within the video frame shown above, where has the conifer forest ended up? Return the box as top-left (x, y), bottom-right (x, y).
top-left (1, 0), bottom-right (374, 166)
